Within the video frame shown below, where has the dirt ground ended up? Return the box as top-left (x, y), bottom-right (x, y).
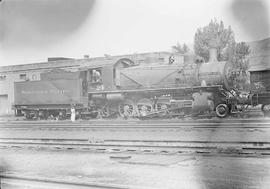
top-left (0, 149), bottom-right (269, 189)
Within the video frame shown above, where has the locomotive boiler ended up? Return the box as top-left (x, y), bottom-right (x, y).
top-left (118, 52), bottom-right (235, 91)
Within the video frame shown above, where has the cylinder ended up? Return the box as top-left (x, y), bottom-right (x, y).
top-left (106, 94), bottom-right (124, 102)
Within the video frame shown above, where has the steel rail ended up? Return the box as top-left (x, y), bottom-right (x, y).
top-left (1, 137), bottom-right (270, 144)
top-left (0, 122), bottom-right (270, 129)
top-left (1, 118), bottom-right (270, 124)
top-left (0, 138), bottom-right (269, 157)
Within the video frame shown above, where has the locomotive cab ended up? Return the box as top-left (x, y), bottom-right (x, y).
top-left (87, 68), bottom-right (104, 91)
top-left (85, 58), bottom-right (136, 92)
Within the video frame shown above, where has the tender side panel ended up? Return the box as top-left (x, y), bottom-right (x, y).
top-left (14, 79), bottom-right (82, 106)
top-left (40, 70), bottom-right (80, 80)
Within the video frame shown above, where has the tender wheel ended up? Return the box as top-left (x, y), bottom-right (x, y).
top-left (137, 98), bottom-right (153, 117)
top-left (215, 104), bottom-right (229, 118)
top-left (261, 104), bottom-right (270, 117)
top-left (118, 99), bottom-right (136, 118)
top-left (156, 96), bottom-right (171, 116)
top-left (156, 103), bottom-right (170, 115)
top-left (101, 106), bottom-right (110, 118)
top-left (100, 104), bottom-right (117, 118)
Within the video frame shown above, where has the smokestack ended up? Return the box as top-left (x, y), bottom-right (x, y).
top-left (208, 48), bottom-right (218, 62)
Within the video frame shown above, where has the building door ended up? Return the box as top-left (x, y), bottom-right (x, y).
top-left (0, 95), bottom-right (9, 115)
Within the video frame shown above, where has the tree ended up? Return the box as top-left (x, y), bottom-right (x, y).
top-left (194, 19), bottom-right (250, 71)
top-left (194, 19), bottom-right (235, 62)
top-left (172, 42), bottom-right (190, 54)
top-left (230, 42), bottom-right (250, 70)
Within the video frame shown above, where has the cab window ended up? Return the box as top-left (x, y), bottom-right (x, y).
top-left (88, 69), bottom-right (102, 83)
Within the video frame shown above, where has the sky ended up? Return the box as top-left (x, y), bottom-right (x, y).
top-left (0, 0), bottom-right (269, 66)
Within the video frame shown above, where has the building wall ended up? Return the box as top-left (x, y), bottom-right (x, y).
top-left (0, 59), bottom-right (81, 115)
top-left (0, 51), bottom-right (184, 116)
top-left (250, 70), bottom-right (270, 92)
top-left (0, 71), bottom-right (42, 115)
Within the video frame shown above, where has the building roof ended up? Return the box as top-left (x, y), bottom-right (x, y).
top-left (0, 57), bottom-right (114, 74)
top-left (0, 51), bottom-right (174, 74)
top-left (247, 37), bottom-right (270, 72)
top-left (248, 55), bottom-right (270, 72)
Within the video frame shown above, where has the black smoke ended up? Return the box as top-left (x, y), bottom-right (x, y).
top-left (231, 0), bottom-right (269, 40)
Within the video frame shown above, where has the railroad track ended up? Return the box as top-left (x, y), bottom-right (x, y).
top-left (0, 119), bottom-right (270, 129)
top-left (0, 174), bottom-right (152, 189)
top-left (0, 138), bottom-right (269, 157)
top-left (1, 118), bottom-right (270, 124)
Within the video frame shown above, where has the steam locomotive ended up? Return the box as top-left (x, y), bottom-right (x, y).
top-left (13, 49), bottom-right (270, 119)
